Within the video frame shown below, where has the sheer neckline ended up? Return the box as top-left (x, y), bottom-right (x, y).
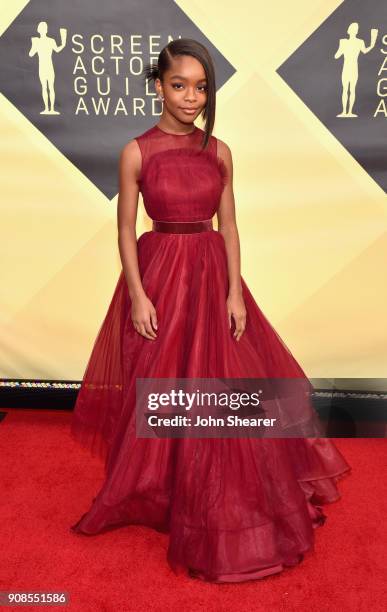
top-left (155, 124), bottom-right (198, 137)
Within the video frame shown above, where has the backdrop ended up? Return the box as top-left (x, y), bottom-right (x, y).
top-left (0, 0), bottom-right (386, 382)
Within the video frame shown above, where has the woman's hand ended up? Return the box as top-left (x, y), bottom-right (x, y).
top-left (226, 290), bottom-right (247, 341)
top-left (131, 293), bottom-right (158, 340)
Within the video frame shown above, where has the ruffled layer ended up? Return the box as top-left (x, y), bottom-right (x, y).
top-left (70, 436), bottom-right (351, 583)
top-left (70, 229), bottom-right (351, 583)
top-left (188, 463), bottom-right (352, 583)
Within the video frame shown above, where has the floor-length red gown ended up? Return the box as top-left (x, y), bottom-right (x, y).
top-left (70, 123), bottom-right (351, 583)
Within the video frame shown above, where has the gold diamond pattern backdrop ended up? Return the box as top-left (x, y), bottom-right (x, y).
top-left (0, 1), bottom-right (386, 380)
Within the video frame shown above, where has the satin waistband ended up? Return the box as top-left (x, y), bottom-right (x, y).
top-left (152, 219), bottom-right (213, 234)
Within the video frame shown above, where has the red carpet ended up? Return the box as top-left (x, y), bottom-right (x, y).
top-left (0, 408), bottom-right (386, 611)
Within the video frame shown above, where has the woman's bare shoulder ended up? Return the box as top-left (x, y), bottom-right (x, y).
top-left (119, 139), bottom-right (142, 184)
top-left (215, 137), bottom-right (233, 175)
top-left (119, 139), bottom-right (141, 169)
top-left (216, 137), bottom-right (232, 161)
top-left (120, 138), bottom-right (141, 159)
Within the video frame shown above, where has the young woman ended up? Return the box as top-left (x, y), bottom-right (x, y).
top-left (70, 38), bottom-right (351, 583)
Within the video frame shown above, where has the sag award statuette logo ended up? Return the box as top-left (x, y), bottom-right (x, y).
top-left (335, 23), bottom-right (378, 118)
top-left (28, 21), bottom-right (67, 115)
top-left (0, 0), bottom-right (235, 198)
top-left (276, 0), bottom-right (387, 194)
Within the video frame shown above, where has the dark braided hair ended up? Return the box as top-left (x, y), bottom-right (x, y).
top-left (142, 38), bottom-right (216, 150)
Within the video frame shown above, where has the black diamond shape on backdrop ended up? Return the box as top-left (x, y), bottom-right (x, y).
top-left (277, 0), bottom-right (387, 194)
top-left (0, 0), bottom-right (236, 200)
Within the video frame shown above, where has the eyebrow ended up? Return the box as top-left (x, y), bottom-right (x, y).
top-left (169, 74), bottom-right (207, 82)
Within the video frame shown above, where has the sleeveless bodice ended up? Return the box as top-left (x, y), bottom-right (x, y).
top-left (135, 124), bottom-right (227, 222)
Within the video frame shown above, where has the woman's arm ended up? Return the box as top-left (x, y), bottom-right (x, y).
top-left (216, 139), bottom-right (247, 341)
top-left (117, 141), bottom-right (157, 340)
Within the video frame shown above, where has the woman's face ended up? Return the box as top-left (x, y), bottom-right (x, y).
top-left (156, 55), bottom-right (207, 125)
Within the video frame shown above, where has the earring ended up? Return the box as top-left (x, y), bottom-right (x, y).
top-left (158, 93), bottom-right (164, 101)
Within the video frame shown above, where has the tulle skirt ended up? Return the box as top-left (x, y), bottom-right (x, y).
top-left (70, 229), bottom-right (351, 583)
